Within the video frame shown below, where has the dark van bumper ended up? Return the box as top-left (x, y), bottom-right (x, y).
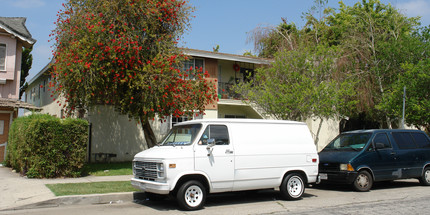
top-left (319, 171), bottom-right (358, 184)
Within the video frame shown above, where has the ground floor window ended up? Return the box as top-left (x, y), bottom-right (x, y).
top-left (170, 113), bottom-right (203, 129)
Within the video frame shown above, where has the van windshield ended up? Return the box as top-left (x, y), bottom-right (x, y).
top-left (323, 133), bottom-right (372, 151)
top-left (160, 124), bottom-right (202, 146)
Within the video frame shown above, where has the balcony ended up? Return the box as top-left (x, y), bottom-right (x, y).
top-left (218, 81), bottom-right (242, 100)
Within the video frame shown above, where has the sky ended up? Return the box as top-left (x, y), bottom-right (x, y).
top-left (0, 0), bottom-right (429, 82)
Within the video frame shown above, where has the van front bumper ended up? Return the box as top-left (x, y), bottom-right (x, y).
top-left (131, 178), bottom-right (170, 195)
top-left (319, 171), bottom-right (358, 184)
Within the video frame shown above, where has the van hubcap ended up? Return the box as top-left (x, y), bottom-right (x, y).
top-left (185, 185), bottom-right (203, 207)
top-left (288, 176), bottom-right (303, 197)
top-left (425, 170), bottom-right (430, 183)
top-left (356, 174), bottom-right (369, 188)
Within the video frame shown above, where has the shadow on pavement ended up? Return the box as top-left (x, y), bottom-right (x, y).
top-left (133, 189), bottom-right (317, 211)
top-left (314, 179), bottom-right (421, 192)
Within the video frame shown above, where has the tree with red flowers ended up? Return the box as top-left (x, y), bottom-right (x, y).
top-left (51, 0), bottom-right (217, 148)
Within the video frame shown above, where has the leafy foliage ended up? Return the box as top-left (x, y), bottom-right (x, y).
top-left (6, 114), bottom-right (88, 178)
top-left (246, 0), bottom-right (429, 130)
top-left (51, 0), bottom-right (217, 147)
top-left (19, 47), bottom-right (32, 99)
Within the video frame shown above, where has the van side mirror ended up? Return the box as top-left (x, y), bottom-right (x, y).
top-left (375, 142), bottom-right (385, 150)
top-left (206, 139), bottom-right (215, 149)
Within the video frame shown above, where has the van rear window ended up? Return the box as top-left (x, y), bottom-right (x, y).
top-left (392, 132), bottom-right (417, 149)
top-left (412, 133), bottom-right (430, 148)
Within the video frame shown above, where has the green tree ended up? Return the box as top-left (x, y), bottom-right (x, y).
top-left (51, 0), bottom-right (217, 148)
top-left (381, 26), bottom-right (430, 131)
top-left (326, 0), bottom-right (420, 126)
top-left (19, 47), bottom-right (32, 99)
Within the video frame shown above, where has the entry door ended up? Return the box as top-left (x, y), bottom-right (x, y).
top-left (0, 113), bottom-right (11, 162)
top-left (194, 125), bottom-right (234, 192)
top-left (366, 133), bottom-right (399, 181)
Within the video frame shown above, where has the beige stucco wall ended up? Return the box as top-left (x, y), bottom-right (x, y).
top-left (306, 117), bottom-right (340, 152)
top-left (88, 105), bottom-right (173, 162)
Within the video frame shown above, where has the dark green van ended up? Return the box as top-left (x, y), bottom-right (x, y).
top-left (319, 129), bottom-right (430, 191)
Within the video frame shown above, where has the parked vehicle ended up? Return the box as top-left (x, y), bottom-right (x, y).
top-left (319, 129), bottom-right (430, 191)
top-left (131, 119), bottom-right (319, 210)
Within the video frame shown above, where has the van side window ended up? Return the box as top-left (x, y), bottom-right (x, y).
top-left (373, 133), bottom-right (391, 149)
top-left (392, 132), bottom-right (417, 149)
top-left (412, 133), bottom-right (430, 148)
top-left (199, 125), bottom-right (229, 145)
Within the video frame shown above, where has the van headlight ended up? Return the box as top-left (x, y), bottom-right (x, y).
top-left (340, 163), bottom-right (355, 171)
top-left (157, 163), bottom-right (165, 178)
top-left (157, 163), bottom-right (164, 171)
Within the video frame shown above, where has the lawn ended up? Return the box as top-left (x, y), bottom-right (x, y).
top-left (46, 181), bottom-right (140, 196)
top-left (83, 162), bottom-right (132, 176)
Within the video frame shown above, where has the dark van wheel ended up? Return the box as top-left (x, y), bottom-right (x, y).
top-left (280, 173), bottom-right (305, 200)
top-left (419, 167), bottom-right (430, 186)
top-left (176, 180), bottom-right (206, 210)
top-left (353, 170), bottom-right (373, 192)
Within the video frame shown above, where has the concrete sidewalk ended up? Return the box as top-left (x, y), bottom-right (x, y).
top-left (0, 165), bottom-right (137, 211)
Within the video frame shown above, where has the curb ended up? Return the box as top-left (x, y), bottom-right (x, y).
top-left (1, 192), bottom-right (146, 212)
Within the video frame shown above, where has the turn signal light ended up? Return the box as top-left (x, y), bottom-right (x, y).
top-left (169, 163), bottom-right (176, 168)
top-left (340, 163), bottom-right (355, 171)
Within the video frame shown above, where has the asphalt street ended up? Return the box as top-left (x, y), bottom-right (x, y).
top-left (2, 179), bottom-right (430, 215)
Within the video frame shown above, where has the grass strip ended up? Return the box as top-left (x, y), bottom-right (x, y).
top-left (46, 181), bottom-right (139, 196)
top-left (83, 162), bottom-right (132, 176)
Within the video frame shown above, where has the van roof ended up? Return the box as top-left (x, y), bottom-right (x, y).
top-left (175, 119), bottom-right (306, 126)
top-left (342, 129), bottom-right (425, 134)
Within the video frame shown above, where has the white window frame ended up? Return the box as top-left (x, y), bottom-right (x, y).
top-left (182, 58), bottom-right (204, 80)
top-left (169, 113), bottom-right (203, 129)
top-left (0, 43), bottom-right (6, 71)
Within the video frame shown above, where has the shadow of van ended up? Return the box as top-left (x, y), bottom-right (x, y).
top-left (314, 179), bottom-right (420, 192)
top-left (132, 189), bottom-right (317, 211)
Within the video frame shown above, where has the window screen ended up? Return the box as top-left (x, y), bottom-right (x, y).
top-left (0, 44), bottom-right (6, 70)
top-left (392, 132), bottom-right (417, 149)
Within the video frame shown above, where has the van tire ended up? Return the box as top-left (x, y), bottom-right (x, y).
top-left (419, 167), bottom-right (430, 186)
top-left (176, 180), bottom-right (206, 211)
top-left (353, 170), bottom-right (373, 192)
top-left (280, 173), bottom-right (305, 200)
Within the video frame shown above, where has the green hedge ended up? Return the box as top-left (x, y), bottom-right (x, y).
top-left (6, 114), bottom-right (88, 178)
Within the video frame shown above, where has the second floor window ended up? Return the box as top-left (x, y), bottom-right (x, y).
top-left (182, 58), bottom-right (204, 79)
top-left (0, 44), bottom-right (6, 71)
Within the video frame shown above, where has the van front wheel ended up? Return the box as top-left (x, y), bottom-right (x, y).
top-left (419, 167), bottom-right (430, 186)
top-left (176, 180), bottom-right (206, 211)
top-left (280, 173), bottom-right (305, 200)
top-left (353, 170), bottom-right (373, 192)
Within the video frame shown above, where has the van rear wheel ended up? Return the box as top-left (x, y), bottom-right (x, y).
top-left (419, 167), bottom-right (430, 186)
top-left (280, 173), bottom-right (305, 200)
top-left (353, 170), bottom-right (373, 192)
top-left (176, 180), bottom-right (206, 211)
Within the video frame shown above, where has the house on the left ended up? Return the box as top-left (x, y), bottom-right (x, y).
top-left (0, 17), bottom-right (39, 162)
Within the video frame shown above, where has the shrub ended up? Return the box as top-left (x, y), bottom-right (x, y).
top-left (6, 114), bottom-right (88, 178)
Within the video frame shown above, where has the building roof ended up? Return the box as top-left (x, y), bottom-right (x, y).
top-left (27, 49), bottom-right (273, 86)
top-left (182, 48), bottom-right (273, 65)
top-left (0, 98), bottom-right (42, 111)
top-left (0, 17), bottom-right (36, 47)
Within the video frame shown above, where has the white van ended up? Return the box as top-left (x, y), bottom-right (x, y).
top-left (131, 119), bottom-right (319, 210)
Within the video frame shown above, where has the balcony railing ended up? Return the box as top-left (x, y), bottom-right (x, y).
top-left (218, 82), bottom-right (241, 99)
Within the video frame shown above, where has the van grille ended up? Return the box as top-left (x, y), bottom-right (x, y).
top-left (319, 163), bottom-right (340, 172)
top-left (134, 161), bottom-right (158, 181)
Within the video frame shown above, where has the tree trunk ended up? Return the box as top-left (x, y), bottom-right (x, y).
top-left (315, 117), bottom-right (324, 150)
top-left (141, 116), bottom-right (158, 148)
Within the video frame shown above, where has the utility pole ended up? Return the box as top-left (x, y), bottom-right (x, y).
top-left (401, 86), bottom-right (406, 129)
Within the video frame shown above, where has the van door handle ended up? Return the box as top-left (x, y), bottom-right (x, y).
top-left (225, 149), bottom-right (233, 154)
top-left (391, 152), bottom-right (396, 155)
